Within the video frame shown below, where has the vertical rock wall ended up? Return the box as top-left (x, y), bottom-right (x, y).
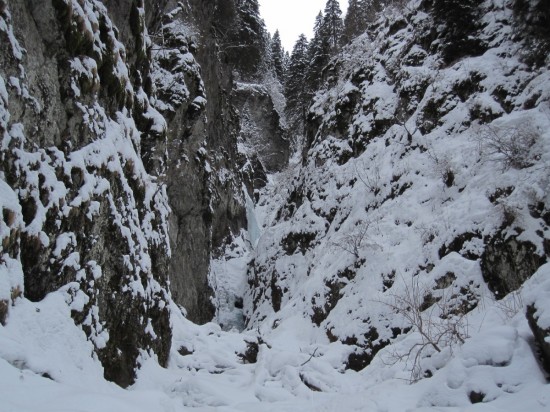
top-left (153, 0), bottom-right (287, 323)
top-left (0, 0), bottom-right (172, 387)
top-left (1, 0), bottom-right (288, 386)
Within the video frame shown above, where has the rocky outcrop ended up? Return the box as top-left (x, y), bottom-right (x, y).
top-left (245, 0), bottom-right (550, 373)
top-left (526, 304), bottom-right (550, 373)
top-left (481, 235), bottom-right (546, 299)
top-left (1, 0), bottom-right (288, 386)
top-left (146, 1), bottom-right (217, 324)
top-left (152, 0), bottom-right (286, 322)
top-left (525, 264), bottom-right (550, 374)
top-left (1, 0), bottom-right (172, 387)
top-left (150, 0), bottom-right (266, 323)
top-left (234, 83), bottom-right (288, 173)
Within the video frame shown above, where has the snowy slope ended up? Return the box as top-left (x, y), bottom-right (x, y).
top-left (243, 0), bottom-right (550, 400)
top-left (247, 0), bottom-right (549, 344)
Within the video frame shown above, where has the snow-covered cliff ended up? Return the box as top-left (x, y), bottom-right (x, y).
top-left (246, 0), bottom-right (550, 389)
top-left (0, 0), bottom-right (175, 386)
top-left (0, 0), bottom-right (285, 387)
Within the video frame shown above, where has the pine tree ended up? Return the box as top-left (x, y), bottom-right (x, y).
top-left (283, 50), bottom-right (290, 74)
top-left (303, 1), bottom-right (344, 94)
top-left (284, 34), bottom-right (310, 124)
top-left (271, 30), bottom-right (285, 81)
top-left (343, 0), bottom-right (361, 43)
top-left (230, 0), bottom-right (269, 78)
top-left (236, 0), bottom-right (263, 34)
top-left (322, 0), bottom-right (344, 53)
top-left (306, 11), bottom-right (330, 96)
top-left (359, 0), bottom-right (382, 24)
top-left (432, 0), bottom-right (482, 63)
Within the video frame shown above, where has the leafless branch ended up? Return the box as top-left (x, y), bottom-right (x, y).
top-left (378, 275), bottom-right (469, 382)
top-left (475, 123), bottom-right (540, 170)
top-left (301, 348), bottom-right (319, 366)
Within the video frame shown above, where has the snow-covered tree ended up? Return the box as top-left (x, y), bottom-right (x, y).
top-left (271, 30), bottom-right (285, 81)
top-left (236, 0), bottom-right (263, 36)
top-left (323, 0), bottom-right (344, 52)
top-left (306, 11), bottom-right (330, 96)
top-left (225, 0), bottom-right (269, 79)
top-left (432, 0), bottom-right (482, 63)
top-left (343, 0), bottom-right (362, 43)
top-left (303, 2), bottom-right (346, 101)
top-left (284, 34), bottom-right (310, 126)
top-left (283, 50), bottom-right (290, 74)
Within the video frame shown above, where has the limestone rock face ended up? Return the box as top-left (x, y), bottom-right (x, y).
top-left (151, 0), bottom-right (287, 322)
top-left (0, 0), bottom-right (171, 387)
top-left (525, 264), bottom-right (550, 374)
top-left (1, 0), bottom-right (198, 383)
top-left (481, 236), bottom-right (546, 299)
top-left (526, 304), bottom-right (550, 373)
top-left (234, 83), bottom-right (288, 174)
top-left (1, 0), bottom-right (288, 385)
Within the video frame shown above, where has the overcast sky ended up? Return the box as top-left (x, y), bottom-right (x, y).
top-left (259, 0), bottom-right (348, 52)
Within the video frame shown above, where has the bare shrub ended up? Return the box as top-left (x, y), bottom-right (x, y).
top-left (395, 109), bottom-right (419, 142)
top-left (10, 285), bottom-right (22, 302)
top-left (477, 287), bottom-right (524, 324)
top-left (380, 275), bottom-right (469, 382)
top-left (425, 145), bottom-right (455, 187)
top-left (495, 290), bottom-right (524, 321)
top-left (354, 160), bottom-right (382, 196)
top-left (331, 220), bottom-right (370, 259)
top-left (415, 223), bottom-right (438, 246)
top-left (331, 219), bottom-right (381, 260)
top-left (475, 123), bottom-right (540, 170)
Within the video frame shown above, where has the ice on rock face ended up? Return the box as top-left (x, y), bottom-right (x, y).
top-left (245, 187), bottom-right (261, 248)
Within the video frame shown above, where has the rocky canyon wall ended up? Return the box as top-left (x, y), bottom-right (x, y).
top-left (0, 0), bottom-right (286, 386)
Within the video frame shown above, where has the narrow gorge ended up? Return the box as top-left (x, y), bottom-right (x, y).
top-left (0, 0), bottom-right (549, 410)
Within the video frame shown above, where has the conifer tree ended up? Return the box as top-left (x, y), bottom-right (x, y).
top-left (283, 50), bottom-right (290, 74)
top-left (432, 0), bottom-right (481, 63)
top-left (271, 30), bottom-right (285, 81)
top-left (284, 34), bottom-right (310, 125)
top-left (360, 0), bottom-right (382, 24)
top-left (236, 0), bottom-right (262, 30)
top-left (343, 0), bottom-right (382, 44)
top-left (306, 11), bottom-right (330, 96)
top-left (322, 0), bottom-right (344, 53)
top-left (230, 0), bottom-right (269, 78)
top-left (343, 0), bottom-right (361, 43)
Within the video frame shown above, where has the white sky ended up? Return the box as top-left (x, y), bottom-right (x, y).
top-left (259, 0), bottom-right (348, 52)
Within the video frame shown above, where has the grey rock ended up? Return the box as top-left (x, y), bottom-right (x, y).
top-left (481, 236), bottom-right (545, 299)
top-left (526, 304), bottom-right (550, 374)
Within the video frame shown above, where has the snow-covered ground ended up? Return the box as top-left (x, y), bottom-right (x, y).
top-left (1, 242), bottom-right (549, 411)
